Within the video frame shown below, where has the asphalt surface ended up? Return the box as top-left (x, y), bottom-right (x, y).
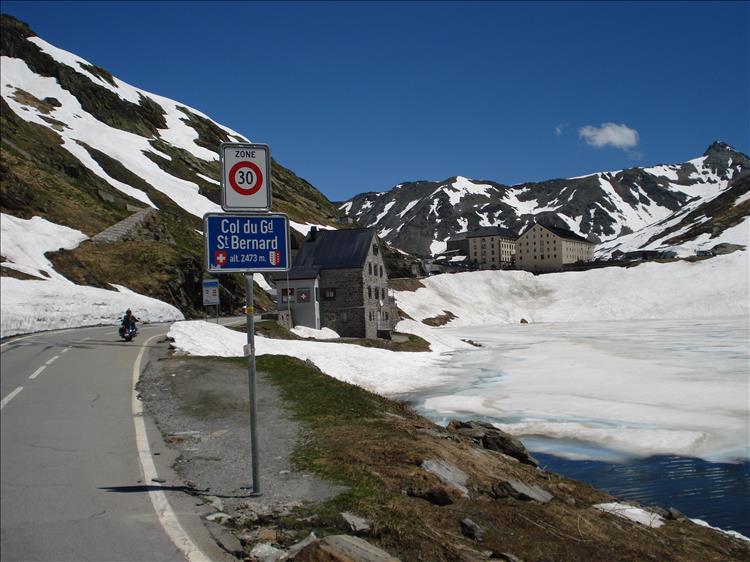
top-left (0, 323), bottom-right (231, 562)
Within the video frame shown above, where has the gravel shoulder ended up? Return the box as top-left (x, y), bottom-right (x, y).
top-left (137, 341), bottom-right (344, 555)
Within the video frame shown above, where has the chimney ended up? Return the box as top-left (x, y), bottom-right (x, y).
top-left (307, 226), bottom-right (318, 242)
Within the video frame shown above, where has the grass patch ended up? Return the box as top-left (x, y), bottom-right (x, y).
top-left (341, 332), bottom-right (430, 352)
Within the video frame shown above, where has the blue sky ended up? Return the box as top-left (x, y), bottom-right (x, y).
top-left (4, 1), bottom-right (749, 201)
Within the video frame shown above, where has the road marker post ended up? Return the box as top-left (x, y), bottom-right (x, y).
top-left (204, 143), bottom-right (290, 496)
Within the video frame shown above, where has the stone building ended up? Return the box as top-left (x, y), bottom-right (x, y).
top-left (274, 228), bottom-right (398, 338)
top-left (515, 222), bottom-right (596, 273)
top-left (467, 226), bottom-right (518, 269)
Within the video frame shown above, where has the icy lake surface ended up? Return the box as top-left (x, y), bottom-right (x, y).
top-left (403, 316), bottom-right (750, 535)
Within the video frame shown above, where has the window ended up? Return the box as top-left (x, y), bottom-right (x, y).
top-left (368, 286), bottom-right (372, 299)
top-left (379, 265), bottom-right (384, 277)
top-left (375, 287), bottom-right (379, 299)
top-left (281, 288), bottom-right (294, 303)
top-left (368, 263), bottom-right (372, 275)
top-left (323, 288), bottom-right (336, 300)
top-left (372, 243), bottom-right (379, 255)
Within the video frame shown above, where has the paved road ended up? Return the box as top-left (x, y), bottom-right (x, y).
top-left (0, 323), bottom-right (231, 562)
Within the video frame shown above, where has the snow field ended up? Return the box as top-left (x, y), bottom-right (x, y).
top-left (395, 251), bottom-right (749, 326)
top-left (1, 214), bottom-right (89, 280)
top-left (1, 278), bottom-right (184, 338)
top-left (167, 320), bottom-right (458, 395)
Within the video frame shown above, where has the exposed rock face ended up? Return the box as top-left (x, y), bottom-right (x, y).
top-left (491, 479), bottom-right (554, 503)
top-left (342, 143), bottom-right (750, 258)
top-left (447, 420), bottom-right (539, 467)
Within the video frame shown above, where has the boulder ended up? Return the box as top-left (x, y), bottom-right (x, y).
top-left (342, 512), bottom-right (371, 533)
top-left (421, 459), bottom-right (469, 497)
top-left (447, 421), bottom-right (538, 466)
top-left (460, 517), bottom-right (484, 542)
top-left (492, 479), bottom-right (553, 503)
top-left (250, 543), bottom-right (286, 562)
top-left (405, 485), bottom-right (453, 506)
top-left (292, 535), bottom-right (399, 562)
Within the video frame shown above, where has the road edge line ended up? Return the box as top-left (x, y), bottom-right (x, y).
top-left (132, 333), bottom-right (213, 562)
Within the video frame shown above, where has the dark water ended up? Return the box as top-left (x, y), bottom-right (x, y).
top-left (533, 451), bottom-right (750, 537)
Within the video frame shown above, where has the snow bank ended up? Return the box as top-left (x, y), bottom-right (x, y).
top-left (167, 320), bottom-right (455, 395)
top-left (691, 518), bottom-right (750, 543)
top-left (1, 213), bottom-right (88, 280)
top-left (1, 278), bottom-right (183, 338)
top-left (593, 503), bottom-right (664, 528)
top-left (290, 326), bottom-right (339, 340)
top-left (395, 251), bottom-right (749, 326)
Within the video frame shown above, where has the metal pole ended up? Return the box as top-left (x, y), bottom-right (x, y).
top-left (244, 273), bottom-right (261, 495)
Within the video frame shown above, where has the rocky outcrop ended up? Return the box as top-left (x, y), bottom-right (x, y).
top-left (447, 420), bottom-right (539, 467)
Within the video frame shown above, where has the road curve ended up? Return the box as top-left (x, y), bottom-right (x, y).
top-left (0, 323), bottom-right (226, 562)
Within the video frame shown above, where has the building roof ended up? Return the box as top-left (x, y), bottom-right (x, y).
top-left (294, 228), bottom-right (377, 269)
top-left (273, 227), bottom-right (377, 282)
top-left (522, 222), bottom-right (594, 244)
top-left (465, 226), bottom-right (519, 239)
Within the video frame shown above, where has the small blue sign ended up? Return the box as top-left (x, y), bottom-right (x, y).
top-left (202, 279), bottom-right (220, 305)
top-left (204, 213), bottom-right (290, 273)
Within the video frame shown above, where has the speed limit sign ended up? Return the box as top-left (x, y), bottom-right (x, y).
top-left (220, 142), bottom-right (272, 211)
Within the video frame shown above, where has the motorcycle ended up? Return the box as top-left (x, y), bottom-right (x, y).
top-left (119, 324), bottom-right (137, 342)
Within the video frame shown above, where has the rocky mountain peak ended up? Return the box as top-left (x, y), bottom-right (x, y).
top-left (704, 140), bottom-right (739, 157)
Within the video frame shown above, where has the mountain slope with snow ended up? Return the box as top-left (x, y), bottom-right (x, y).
top-left (0, 14), bottom-right (341, 322)
top-left (344, 142), bottom-right (749, 257)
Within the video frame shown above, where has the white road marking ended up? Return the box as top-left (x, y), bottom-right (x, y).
top-left (29, 366), bottom-right (46, 380)
top-left (45, 355), bottom-right (60, 366)
top-left (132, 334), bottom-right (212, 562)
top-left (60, 347), bottom-right (71, 354)
top-left (1, 386), bottom-right (24, 410)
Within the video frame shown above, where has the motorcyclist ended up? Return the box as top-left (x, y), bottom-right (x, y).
top-left (121, 309), bottom-right (139, 335)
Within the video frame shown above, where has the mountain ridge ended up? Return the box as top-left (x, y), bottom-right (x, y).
top-left (342, 141), bottom-right (749, 258)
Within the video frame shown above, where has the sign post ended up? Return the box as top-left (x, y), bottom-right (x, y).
top-left (202, 279), bottom-right (220, 323)
top-left (204, 142), bottom-right (289, 497)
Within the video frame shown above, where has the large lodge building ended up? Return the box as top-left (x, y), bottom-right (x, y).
top-left (440, 222), bottom-right (595, 273)
top-left (515, 222), bottom-right (596, 273)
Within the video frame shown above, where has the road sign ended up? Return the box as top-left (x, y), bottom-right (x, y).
top-left (204, 213), bottom-right (290, 274)
top-left (220, 142), bottom-right (272, 211)
top-left (202, 279), bottom-right (220, 306)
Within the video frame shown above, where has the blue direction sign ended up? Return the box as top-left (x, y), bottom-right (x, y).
top-left (204, 213), bottom-right (290, 274)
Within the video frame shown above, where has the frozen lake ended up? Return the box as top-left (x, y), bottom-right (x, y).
top-left (400, 316), bottom-right (750, 535)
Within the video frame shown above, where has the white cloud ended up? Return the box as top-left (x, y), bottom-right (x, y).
top-left (555, 124), bottom-right (565, 136)
top-left (579, 123), bottom-right (639, 150)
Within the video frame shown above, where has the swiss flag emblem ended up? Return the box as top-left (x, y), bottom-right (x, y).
top-left (269, 251), bottom-right (280, 266)
top-left (214, 251), bottom-right (227, 267)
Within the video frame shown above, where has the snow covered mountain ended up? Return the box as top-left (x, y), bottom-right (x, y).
top-left (0, 14), bottom-right (340, 320)
top-left (343, 142), bottom-right (749, 257)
